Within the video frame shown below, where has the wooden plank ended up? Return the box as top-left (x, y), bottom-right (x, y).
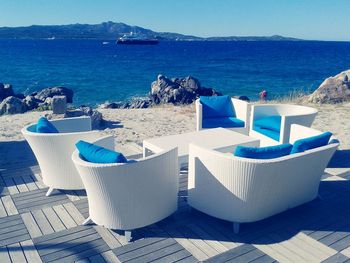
top-left (33, 225), bottom-right (88, 244)
top-left (63, 202), bottom-right (85, 224)
top-left (41, 238), bottom-right (109, 262)
top-left (163, 226), bottom-right (208, 261)
top-left (65, 190), bottom-right (81, 202)
top-left (42, 207), bottom-right (66, 232)
top-left (178, 226), bottom-right (219, 258)
top-left (37, 231), bottom-right (101, 256)
top-left (13, 176), bottom-right (29, 193)
top-left (0, 246), bottom-right (11, 263)
top-left (204, 244), bottom-right (256, 263)
top-left (136, 244), bottom-right (190, 263)
top-left (21, 175), bottom-right (39, 191)
top-left (0, 198), bottom-right (8, 217)
top-left (21, 212), bottom-right (43, 238)
top-left (11, 188), bottom-right (47, 199)
top-left (52, 204), bottom-right (77, 229)
top-left (20, 239), bottom-right (43, 263)
top-left (7, 242), bottom-right (27, 263)
top-left (1, 196), bottom-right (18, 215)
top-left (14, 193), bottom-right (68, 207)
top-left (88, 254), bottom-right (106, 263)
top-left (31, 209), bottom-right (55, 235)
top-left (31, 174), bottom-right (46, 189)
top-left (94, 226), bottom-right (122, 249)
top-left (101, 250), bottom-right (122, 263)
top-left (3, 178), bottom-right (19, 194)
top-left (196, 221), bottom-right (238, 250)
top-left (117, 238), bottom-right (176, 262)
top-left (53, 243), bottom-right (109, 262)
top-left (187, 223), bottom-right (228, 253)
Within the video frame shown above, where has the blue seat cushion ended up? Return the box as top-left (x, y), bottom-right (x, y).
top-left (202, 117), bottom-right (245, 129)
top-left (76, 140), bottom-right (128, 164)
top-left (291, 132), bottom-right (332, 154)
top-left (254, 116), bottom-right (281, 132)
top-left (234, 143), bottom-right (293, 159)
top-left (200, 95), bottom-right (235, 118)
top-left (36, 117), bottom-right (59, 133)
top-left (253, 125), bottom-right (280, 141)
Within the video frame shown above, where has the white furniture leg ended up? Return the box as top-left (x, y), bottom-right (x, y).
top-left (46, 187), bottom-right (55, 197)
top-left (233, 222), bottom-right (240, 234)
top-left (82, 217), bottom-right (92, 226)
top-left (125, 230), bottom-right (132, 242)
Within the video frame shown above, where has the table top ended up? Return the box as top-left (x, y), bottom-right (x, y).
top-left (143, 128), bottom-right (259, 157)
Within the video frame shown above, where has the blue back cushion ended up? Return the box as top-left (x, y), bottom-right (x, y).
top-left (254, 116), bottom-right (281, 132)
top-left (291, 132), bottom-right (332, 154)
top-left (36, 117), bottom-right (59, 133)
top-left (76, 140), bottom-right (128, 164)
top-left (200, 96), bottom-right (235, 118)
top-left (234, 143), bottom-right (293, 159)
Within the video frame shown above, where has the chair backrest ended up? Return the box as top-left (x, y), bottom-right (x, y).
top-left (188, 141), bottom-right (338, 223)
top-left (199, 95), bottom-right (235, 118)
top-left (72, 136), bottom-right (179, 230)
top-left (21, 117), bottom-right (99, 189)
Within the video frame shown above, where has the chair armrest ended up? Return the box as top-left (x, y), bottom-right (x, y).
top-left (231, 98), bottom-right (250, 128)
top-left (50, 116), bottom-right (92, 133)
top-left (195, 99), bottom-right (203, 131)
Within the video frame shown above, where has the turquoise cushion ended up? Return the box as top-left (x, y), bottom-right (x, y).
top-left (200, 95), bottom-right (235, 118)
top-left (291, 132), bottom-right (332, 154)
top-left (36, 117), bottom-right (59, 133)
top-left (202, 117), bottom-right (244, 129)
top-left (254, 116), bottom-right (281, 132)
top-left (234, 143), bottom-right (293, 159)
top-left (253, 125), bottom-right (280, 141)
top-left (76, 140), bottom-right (128, 164)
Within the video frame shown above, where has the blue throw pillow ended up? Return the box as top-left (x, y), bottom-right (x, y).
top-left (291, 132), bottom-right (332, 154)
top-left (254, 116), bottom-right (281, 132)
top-left (200, 95), bottom-right (235, 118)
top-left (234, 143), bottom-right (293, 159)
top-left (76, 140), bottom-right (128, 164)
top-left (36, 117), bottom-right (59, 133)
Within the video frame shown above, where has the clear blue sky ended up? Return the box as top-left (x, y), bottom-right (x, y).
top-left (1, 0), bottom-right (349, 41)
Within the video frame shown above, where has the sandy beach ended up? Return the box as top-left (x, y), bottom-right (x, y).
top-left (0, 102), bottom-right (349, 151)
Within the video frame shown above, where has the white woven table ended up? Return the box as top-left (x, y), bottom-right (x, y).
top-left (143, 128), bottom-right (259, 166)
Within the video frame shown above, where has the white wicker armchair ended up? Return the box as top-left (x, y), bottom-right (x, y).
top-left (22, 116), bottom-right (100, 196)
top-left (249, 104), bottom-right (318, 146)
top-left (188, 125), bottom-right (338, 233)
top-left (196, 97), bottom-right (250, 134)
top-left (71, 135), bottom-right (179, 242)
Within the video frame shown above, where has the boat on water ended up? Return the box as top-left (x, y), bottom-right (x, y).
top-left (116, 33), bottom-right (159, 45)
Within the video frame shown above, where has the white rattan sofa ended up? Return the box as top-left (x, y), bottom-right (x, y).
top-left (22, 116), bottom-right (100, 196)
top-left (188, 124), bottom-right (338, 233)
top-left (249, 104), bottom-right (318, 146)
top-left (196, 97), bottom-right (250, 134)
top-left (72, 135), bottom-right (179, 242)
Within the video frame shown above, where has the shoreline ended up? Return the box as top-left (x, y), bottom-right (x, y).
top-left (1, 101), bottom-right (349, 151)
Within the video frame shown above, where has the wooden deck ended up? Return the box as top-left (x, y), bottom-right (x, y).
top-left (1, 141), bottom-right (350, 262)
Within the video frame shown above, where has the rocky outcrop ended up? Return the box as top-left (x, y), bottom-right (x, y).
top-left (0, 83), bottom-right (14, 101)
top-left (0, 96), bottom-right (27, 115)
top-left (34, 87), bottom-right (74, 103)
top-left (150, 75), bottom-right (220, 104)
top-left (308, 70), bottom-right (350, 103)
top-left (99, 98), bottom-right (152, 109)
top-left (65, 106), bottom-right (103, 129)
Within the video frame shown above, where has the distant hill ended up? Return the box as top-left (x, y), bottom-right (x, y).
top-left (0, 21), bottom-right (303, 41)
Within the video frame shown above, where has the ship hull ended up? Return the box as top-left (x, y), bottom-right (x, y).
top-left (116, 39), bottom-right (159, 45)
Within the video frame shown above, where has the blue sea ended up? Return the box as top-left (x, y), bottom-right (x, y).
top-left (0, 39), bottom-right (350, 106)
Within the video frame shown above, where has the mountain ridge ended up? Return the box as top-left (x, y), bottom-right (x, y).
top-left (0, 21), bottom-right (303, 41)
